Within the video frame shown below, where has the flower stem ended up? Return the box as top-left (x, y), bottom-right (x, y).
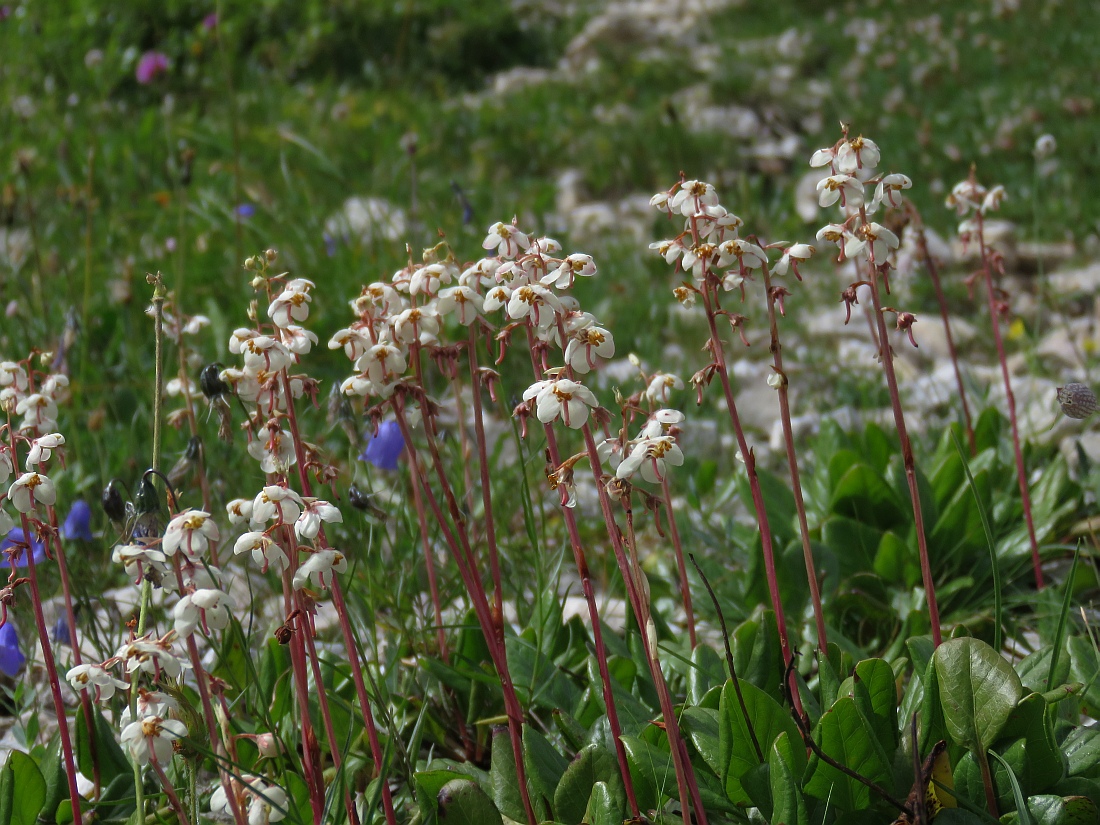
top-left (759, 263), bottom-right (828, 653)
top-left (977, 212), bottom-right (1044, 589)
top-left (700, 285), bottom-right (803, 710)
top-left (660, 476), bottom-right (697, 649)
top-left (862, 252), bottom-right (943, 645)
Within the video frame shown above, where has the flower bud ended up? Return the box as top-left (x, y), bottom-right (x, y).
top-left (265, 248), bottom-right (278, 263)
top-left (1057, 383), bottom-right (1099, 419)
top-left (101, 479), bottom-right (127, 524)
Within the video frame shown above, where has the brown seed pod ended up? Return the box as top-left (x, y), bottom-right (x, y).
top-left (1057, 382), bottom-right (1100, 419)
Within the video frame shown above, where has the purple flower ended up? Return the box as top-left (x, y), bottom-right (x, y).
top-left (235, 203), bottom-right (255, 219)
top-left (53, 614), bottom-right (72, 647)
top-left (360, 421), bottom-right (404, 471)
top-left (1, 528), bottom-right (46, 568)
top-left (135, 51), bottom-right (169, 85)
top-left (61, 500), bottom-right (94, 542)
top-left (0, 623), bottom-right (24, 677)
top-left (323, 232), bottom-right (338, 257)
top-left (203, 12), bottom-right (218, 30)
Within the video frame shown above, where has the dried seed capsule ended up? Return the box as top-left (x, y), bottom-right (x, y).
top-left (1057, 383), bottom-right (1099, 419)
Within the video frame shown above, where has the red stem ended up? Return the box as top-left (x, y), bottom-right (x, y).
top-left (760, 263), bottom-right (828, 653)
top-left (661, 476), bottom-right (697, 649)
top-left (860, 231), bottom-right (943, 645)
top-left (977, 213), bottom-right (1044, 589)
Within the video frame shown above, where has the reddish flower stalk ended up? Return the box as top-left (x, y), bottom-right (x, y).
top-left (976, 212), bottom-right (1044, 589)
top-left (149, 757), bottom-right (189, 822)
top-left (660, 475), bottom-right (697, 649)
top-left (16, 514), bottom-right (84, 824)
top-left (279, 372), bottom-right (399, 825)
top-left (405, 451), bottom-right (449, 659)
top-left (391, 402), bottom-right (539, 825)
top-left (521, 326), bottom-right (641, 817)
top-left (909, 211), bottom-right (976, 455)
top-left (759, 262), bottom-right (829, 653)
top-left (579, 424), bottom-right (708, 825)
top-left (859, 229), bottom-right (943, 646)
top-left (699, 285), bottom-right (804, 712)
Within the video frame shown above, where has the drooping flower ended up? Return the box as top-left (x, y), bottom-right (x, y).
top-left (645, 373), bottom-right (684, 404)
top-left (360, 421), bottom-right (405, 471)
top-left (173, 589), bottom-right (233, 637)
top-left (24, 433), bottom-right (65, 469)
top-left (295, 499), bottom-right (342, 541)
top-left (135, 51), bottom-right (170, 85)
top-left (121, 715), bottom-right (188, 766)
top-left (773, 243), bottom-right (815, 279)
top-left (251, 486), bottom-right (303, 527)
top-left (66, 663), bottom-right (128, 702)
top-left (844, 222), bottom-right (900, 262)
top-left (233, 531), bottom-right (289, 574)
top-left (835, 136), bottom-right (880, 174)
top-left (7, 472), bottom-right (55, 512)
top-left (616, 436), bottom-right (684, 483)
top-left (61, 500), bottom-right (94, 541)
top-left (292, 549), bottom-right (348, 590)
top-left (482, 222), bottom-right (530, 258)
top-left (0, 623), bottom-right (25, 676)
top-left (523, 379), bottom-right (599, 429)
top-left (564, 327), bottom-right (615, 374)
top-left (162, 510), bottom-right (220, 559)
top-left (816, 175), bottom-right (865, 209)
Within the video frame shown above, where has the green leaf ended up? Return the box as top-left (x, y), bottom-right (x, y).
top-left (718, 679), bottom-right (804, 805)
top-left (553, 745), bottom-right (621, 824)
top-left (732, 613), bottom-right (785, 701)
top-left (37, 736), bottom-right (68, 825)
top-left (934, 637), bottom-right (1024, 753)
top-left (552, 709), bottom-right (587, 753)
top-left (682, 706), bottom-right (722, 777)
top-left (437, 779), bottom-right (503, 825)
top-left (851, 658), bottom-right (900, 753)
top-left (76, 708), bottom-right (132, 787)
top-left (739, 467), bottom-right (797, 548)
top-left (803, 697), bottom-right (894, 812)
top-left (821, 515), bottom-right (884, 578)
top-left (489, 726), bottom-right (526, 822)
top-left (829, 462), bottom-right (907, 531)
top-left (998, 693), bottom-right (1064, 793)
top-left (1018, 647), bottom-right (1072, 696)
top-left (688, 644), bottom-right (727, 706)
top-left (1063, 728), bottom-right (1100, 779)
top-left (991, 749), bottom-right (1033, 823)
top-left (521, 727), bottom-right (568, 816)
top-left (622, 735), bottom-right (677, 809)
top-left (769, 731), bottom-right (809, 825)
top-left (582, 781), bottom-right (621, 825)
top-left (0, 752), bottom-right (47, 825)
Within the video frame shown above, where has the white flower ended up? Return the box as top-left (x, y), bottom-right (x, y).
top-left (328, 328), bottom-right (372, 361)
top-left (809, 146), bottom-right (836, 169)
top-left (645, 373), bottom-right (683, 404)
top-left (8, 472), bottom-right (55, 512)
top-left (670, 180), bottom-right (718, 217)
top-left (680, 243), bottom-right (721, 280)
top-left (482, 285), bottom-right (512, 314)
top-left (120, 689), bottom-right (179, 728)
top-left (816, 175), bottom-right (864, 209)
top-left (173, 588), bottom-right (233, 637)
top-left (356, 341), bottom-right (407, 386)
top-left (564, 327), bottom-right (615, 374)
top-left (247, 427), bottom-right (297, 474)
top-left (815, 223), bottom-right (849, 251)
top-left (409, 263), bottom-right (455, 297)
top-left (507, 285), bottom-right (562, 328)
top-left (66, 664), bottom-right (128, 703)
top-left (835, 136), bottom-right (880, 174)
top-left (226, 498), bottom-right (254, 525)
top-left (295, 499), bottom-right (342, 541)
top-left (282, 325), bottom-right (318, 355)
top-left (649, 238), bottom-right (685, 265)
top-left (436, 285), bottom-right (483, 325)
top-left (165, 377), bottom-right (197, 397)
top-left (616, 436), bottom-right (684, 483)
top-left (15, 393), bottom-right (59, 431)
top-left (293, 549), bottom-right (348, 590)
top-left (121, 716), bottom-right (188, 766)
top-left (162, 510), bottom-right (220, 558)
top-left (543, 253), bottom-right (596, 289)
top-left (523, 379), bottom-right (599, 429)
top-left (845, 222), bottom-right (900, 262)
top-left (112, 543), bottom-right (170, 584)
top-left (267, 286), bottom-right (312, 328)
top-left (640, 409), bottom-right (685, 438)
top-left (392, 306), bottom-right (440, 344)
top-left (717, 239), bottom-right (768, 270)
top-left (241, 336), bottom-right (295, 373)
top-left (945, 179), bottom-right (987, 215)
top-left (0, 450), bottom-right (12, 486)
top-left (252, 486), bottom-right (303, 527)
top-left (212, 776), bottom-right (289, 825)
top-left (773, 243), bottom-right (815, 278)
top-left (0, 362), bottom-right (28, 391)
top-left (233, 531), bottom-right (289, 574)
top-left (482, 222), bottom-right (530, 258)
top-left (981, 185), bottom-right (1006, 214)
top-left (117, 639), bottom-right (186, 680)
top-left (24, 433), bottom-right (64, 469)
top-left (873, 173), bottom-right (912, 210)
top-left (40, 374), bottom-right (70, 399)
top-left (1034, 134), bottom-right (1057, 159)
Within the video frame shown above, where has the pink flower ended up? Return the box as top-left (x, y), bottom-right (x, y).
top-left (135, 51), bottom-right (169, 85)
